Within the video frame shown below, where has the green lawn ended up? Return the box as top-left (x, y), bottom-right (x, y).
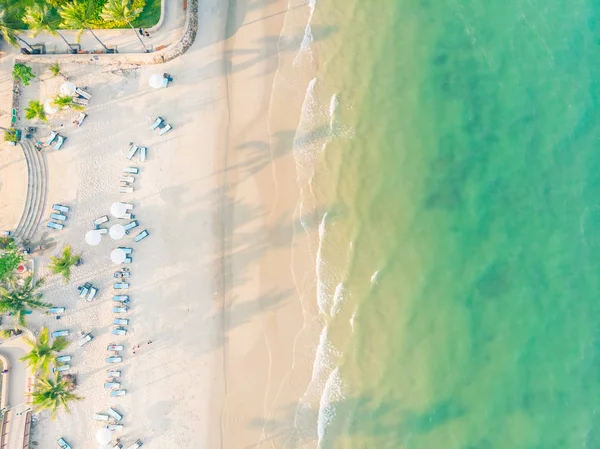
top-left (132, 0), bottom-right (161, 29)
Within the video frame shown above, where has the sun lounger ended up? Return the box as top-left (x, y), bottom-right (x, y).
top-left (107, 344), bottom-right (124, 351)
top-left (126, 145), bottom-right (138, 160)
top-left (106, 356), bottom-right (122, 363)
top-left (119, 181), bottom-right (131, 188)
top-left (112, 306), bottom-right (129, 313)
top-left (56, 355), bottom-right (71, 363)
top-left (52, 330), bottom-right (69, 338)
top-left (78, 284), bottom-right (90, 298)
top-left (113, 318), bottom-right (129, 325)
top-left (75, 87), bottom-right (91, 100)
top-left (104, 382), bottom-right (121, 389)
top-left (114, 269), bottom-right (131, 278)
top-left (47, 221), bottom-right (64, 230)
top-left (97, 228), bottom-right (108, 234)
top-left (108, 424), bottom-right (123, 431)
top-left (112, 327), bottom-right (127, 336)
top-left (93, 215), bottom-right (109, 228)
top-left (121, 176), bottom-right (135, 183)
top-left (113, 444), bottom-right (123, 449)
top-left (151, 117), bottom-right (163, 130)
top-left (134, 230), bottom-right (149, 242)
top-left (107, 369), bottom-right (121, 378)
top-left (52, 364), bottom-right (70, 373)
top-left (72, 97), bottom-right (88, 106)
top-left (124, 220), bottom-right (139, 234)
top-left (158, 124), bottom-right (172, 135)
top-left (49, 307), bottom-right (65, 314)
top-left (73, 112), bottom-right (87, 127)
top-left (87, 287), bottom-right (98, 301)
top-left (127, 439), bottom-right (143, 449)
top-left (117, 213), bottom-right (135, 220)
top-left (119, 186), bottom-right (134, 194)
top-left (107, 407), bottom-right (123, 422)
top-left (54, 135), bottom-right (66, 150)
top-left (45, 131), bottom-right (57, 145)
top-left (77, 333), bottom-right (93, 347)
top-left (139, 147), bottom-right (147, 162)
top-left (57, 437), bottom-right (72, 449)
top-left (123, 167), bottom-right (139, 174)
top-left (112, 295), bottom-right (129, 303)
top-left (52, 204), bottom-right (70, 213)
top-left (111, 390), bottom-right (127, 397)
top-left (93, 413), bottom-right (110, 421)
top-left (124, 257), bottom-right (132, 264)
top-left (114, 282), bottom-right (129, 289)
top-left (118, 247), bottom-right (133, 254)
top-left (50, 213), bottom-right (67, 221)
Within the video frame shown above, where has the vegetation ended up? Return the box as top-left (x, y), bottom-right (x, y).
top-left (48, 245), bottom-right (80, 282)
top-left (25, 100), bottom-right (47, 122)
top-left (32, 374), bottom-right (82, 420)
top-left (101, 0), bottom-right (147, 52)
top-left (52, 95), bottom-right (85, 111)
top-left (0, 275), bottom-right (50, 329)
top-left (48, 62), bottom-right (67, 79)
top-left (0, 7), bottom-right (34, 49)
top-left (3, 128), bottom-right (19, 143)
top-left (0, 240), bottom-right (24, 282)
top-left (20, 327), bottom-right (68, 374)
top-left (23, 3), bottom-right (76, 52)
top-left (59, 1), bottom-right (109, 51)
top-left (12, 63), bottom-right (35, 86)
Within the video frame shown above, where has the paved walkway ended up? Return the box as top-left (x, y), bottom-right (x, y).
top-left (11, 0), bottom-right (185, 56)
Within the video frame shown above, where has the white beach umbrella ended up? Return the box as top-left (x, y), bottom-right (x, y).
top-left (60, 81), bottom-right (77, 96)
top-left (110, 248), bottom-right (126, 264)
top-left (109, 224), bottom-right (126, 240)
top-left (149, 73), bottom-right (166, 89)
top-left (110, 202), bottom-right (128, 218)
top-left (95, 427), bottom-right (112, 444)
top-left (85, 230), bottom-right (102, 246)
top-left (43, 98), bottom-right (59, 115)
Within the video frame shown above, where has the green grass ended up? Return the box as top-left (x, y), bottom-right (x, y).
top-left (132, 0), bottom-right (161, 28)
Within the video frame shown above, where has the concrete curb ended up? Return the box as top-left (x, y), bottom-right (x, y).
top-left (147, 0), bottom-right (167, 34)
top-left (0, 354), bottom-right (9, 411)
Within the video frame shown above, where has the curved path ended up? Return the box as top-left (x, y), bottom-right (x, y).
top-left (12, 140), bottom-right (48, 244)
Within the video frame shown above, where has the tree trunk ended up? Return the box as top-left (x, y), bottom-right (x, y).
top-left (128, 22), bottom-right (148, 53)
top-left (85, 26), bottom-right (110, 52)
top-left (56, 31), bottom-right (76, 53)
top-left (16, 37), bottom-right (34, 51)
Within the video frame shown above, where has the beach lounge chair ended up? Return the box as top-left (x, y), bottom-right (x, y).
top-left (52, 204), bottom-right (70, 213)
top-left (78, 283), bottom-right (90, 298)
top-left (118, 213), bottom-right (135, 220)
top-left (119, 186), bottom-right (134, 194)
top-left (73, 112), bottom-right (87, 127)
top-left (134, 230), bottom-right (149, 242)
top-left (104, 382), bottom-right (121, 389)
top-left (77, 333), bottom-right (93, 347)
top-left (112, 295), bottom-right (129, 303)
top-left (52, 330), bottom-right (69, 338)
top-left (124, 257), bottom-right (132, 264)
top-left (113, 444), bottom-right (123, 449)
top-left (124, 220), bottom-right (139, 234)
top-left (112, 327), bottom-right (127, 336)
top-left (107, 407), bottom-right (123, 422)
top-left (108, 424), bottom-right (123, 431)
top-left (114, 282), bottom-right (129, 289)
top-left (107, 344), bottom-right (124, 351)
top-left (114, 269), bottom-right (131, 278)
top-left (113, 318), bottom-right (129, 325)
top-left (52, 364), bottom-right (70, 373)
top-left (123, 167), bottom-right (139, 174)
top-left (158, 124), bottom-right (172, 135)
top-left (151, 117), bottom-right (163, 130)
top-left (49, 307), bottom-right (65, 314)
top-left (126, 145), bottom-right (139, 160)
top-left (75, 87), bottom-right (91, 100)
top-left (107, 369), bottom-right (121, 378)
top-left (47, 221), bottom-right (64, 230)
top-left (57, 437), bottom-right (72, 449)
top-left (56, 355), bottom-right (71, 363)
top-left (97, 228), bottom-right (108, 234)
top-left (93, 215), bottom-right (109, 228)
top-left (106, 356), bottom-right (122, 363)
top-left (45, 131), bottom-right (57, 145)
top-left (111, 389), bottom-right (127, 397)
top-left (139, 147), bottom-right (147, 162)
top-left (119, 181), bottom-right (131, 188)
top-left (54, 135), bottom-right (66, 150)
top-left (92, 413), bottom-right (110, 421)
top-left (127, 439), bottom-right (143, 449)
top-left (87, 287), bottom-right (98, 301)
top-left (72, 97), bottom-right (88, 106)
top-left (50, 213), bottom-right (67, 221)
top-left (118, 247), bottom-right (133, 254)
top-left (121, 176), bottom-right (135, 183)
top-left (112, 306), bottom-right (129, 313)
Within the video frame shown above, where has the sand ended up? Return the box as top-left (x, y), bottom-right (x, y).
top-left (0, 0), bottom-right (321, 447)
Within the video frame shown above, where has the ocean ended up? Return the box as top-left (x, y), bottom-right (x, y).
top-left (283, 0), bottom-right (600, 447)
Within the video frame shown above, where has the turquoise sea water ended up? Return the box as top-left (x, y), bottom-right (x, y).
top-left (291, 0), bottom-right (600, 447)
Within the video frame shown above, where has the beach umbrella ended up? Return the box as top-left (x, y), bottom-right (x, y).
top-left (109, 224), bottom-right (126, 240)
top-left (149, 73), bottom-right (166, 89)
top-left (110, 248), bottom-right (126, 264)
top-left (110, 202), bottom-right (132, 218)
top-left (60, 81), bottom-right (77, 96)
top-left (95, 427), bottom-right (111, 444)
top-left (43, 98), bottom-right (59, 115)
top-left (85, 230), bottom-right (102, 246)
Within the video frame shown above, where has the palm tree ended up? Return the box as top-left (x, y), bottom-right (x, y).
top-left (0, 7), bottom-right (35, 52)
top-left (48, 62), bottom-right (68, 80)
top-left (32, 374), bottom-right (82, 420)
top-left (25, 100), bottom-right (47, 122)
top-left (48, 245), bottom-right (80, 282)
top-left (52, 95), bottom-right (84, 111)
top-left (22, 4), bottom-right (76, 53)
top-left (20, 327), bottom-right (69, 374)
top-left (59, 1), bottom-right (109, 52)
top-left (101, 0), bottom-right (147, 52)
top-left (0, 275), bottom-right (50, 329)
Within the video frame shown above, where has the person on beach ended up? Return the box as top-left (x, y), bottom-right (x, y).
top-left (138, 28), bottom-right (143, 36)
top-left (145, 31), bottom-right (150, 37)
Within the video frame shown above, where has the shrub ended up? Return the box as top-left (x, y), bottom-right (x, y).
top-left (3, 128), bottom-right (19, 143)
top-left (12, 63), bottom-right (35, 86)
top-left (0, 240), bottom-right (24, 282)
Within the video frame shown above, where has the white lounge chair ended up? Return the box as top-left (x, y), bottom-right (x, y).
top-left (104, 382), bottom-right (120, 389)
top-left (56, 355), bottom-right (71, 363)
top-left (119, 186), bottom-right (134, 194)
top-left (54, 135), bottom-right (66, 150)
top-left (123, 167), bottom-right (139, 174)
top-left (52, 364), bottom-right (70, 372)
top-left (50, 213), bottom-right (67, 221)
top-left (124, 220), bottom-right (139, 234)
top-left (52, 204), bottom-right (70, 213)
top-left (134, 230), bottom-right (149, 242)
top-left (127, 439), bottom-right (143, 449)
top-left (47, 221), bottom-right (64, 230)
top-left (49, 307), bottom-right (65, 314)
top-left (112, 306), bottom-right (129, 313)
top-left (108, 424), bottom-right (123, 431)
top-left (87, 287), bottom-right (98, 301)
top-left (114, 282), bottom-right (129, 289)
top-left (113, 318), bottom-right (129, 325)
top-left (45, 131), bottom-right (57, 145)
top-left (57, 437), bottom-right (72, 449)
top-left (106, 356), bottom-right (122, 363)
top-left (72, 97), bottom-right (88, 106)
top-left (126, 145), bottom-right (138, 160)
top-left (78, 333), bottom-right (93, 347)
top-left (121, 176), bottom-right (135, 183)
top-left (75, 87), bottom-right (91, 100)
top-left (92, 413), bottom-right (110, 421)
top-left (107, 344), bottom-right (124, 351)
top-left (73, 112), bottom-right (87, 127)
top-left (107, 407), bottom-right (123, 422)
top-left (118, 247), bottom-right (133, 254)
top-left (112, 295), bottom-right (129, 303)
top-left (151, 117), bottom-right (163, 130)
top-left (93, 215), bottom-right (109, 227)
top-left (52, 330), bottom-right (69, 338)
top-left (107, 369), bottom-right (121, 378)
top-left (112, 327), bottom-right (127, 336)
top-left (139, 147), bottom-right (147, 162)
top-left (158, 124), bottom-right (172, 135)
top-left (111, 389), bottom-right (127, 397)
